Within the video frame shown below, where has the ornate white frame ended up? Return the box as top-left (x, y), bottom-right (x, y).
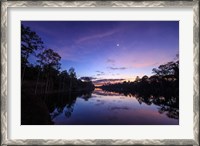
top-left (1, 1), bottom-right (199, 145)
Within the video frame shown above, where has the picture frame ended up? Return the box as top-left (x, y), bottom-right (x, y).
top-left (1, 0), bottom-right (199, 145)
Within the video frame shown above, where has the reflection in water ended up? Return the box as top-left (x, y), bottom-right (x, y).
top-left (158, 106), bottom-right (179, 119)
top-left (109, 106), bottom-right (129, 110)
top-left (93, 88), bottom-right (124, 96)
top-left (44, 88), bottom-right (179, 125)
top-left (64, 102), bottom-right (74, 118)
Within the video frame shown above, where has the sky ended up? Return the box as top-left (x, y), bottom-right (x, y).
top-left (22, 21), bottom-right (179, 85)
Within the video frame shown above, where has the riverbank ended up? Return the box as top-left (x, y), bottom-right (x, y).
top-left (21, 90), bottom-right (53, 125)
top-left (21, 81), bottom-right (94, 125)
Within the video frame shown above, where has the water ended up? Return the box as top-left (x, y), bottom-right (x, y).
top-left (47, 88), bottom-right (179, 125)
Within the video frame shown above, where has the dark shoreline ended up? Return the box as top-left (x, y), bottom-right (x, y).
top-left (21, 85), bottom-right (94, 125)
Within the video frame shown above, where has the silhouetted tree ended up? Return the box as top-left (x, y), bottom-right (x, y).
top-left (152, 61), bottom-right (179, 78)
top-left (68, 67), bottom-right (76, 90)
top-left (101, 58), bottom-right (179, 111)
top-left (21, 24), bottom-right (44, 83)
top-left (141, 75), bottom-right (148, 82)
top-left (69, 67), bottom-right (76, 78)
top-left (21, 25), bottom-right (95, 125)
top-left (59, 70), bottom-right (69, 91)
top-left (38, 49), bottom-right (61, 93)
top-left (135, 76), bottom-right (140, 82)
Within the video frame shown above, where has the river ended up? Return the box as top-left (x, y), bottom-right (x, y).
top-left (47, 88), bottom-right (179, 125)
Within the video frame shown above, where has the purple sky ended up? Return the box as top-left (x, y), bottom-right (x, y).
top-left (22, 21), bottom-right (179, 83)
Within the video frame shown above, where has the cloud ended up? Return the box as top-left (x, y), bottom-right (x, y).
top-left (80, 76), bottom-right (97, 81)
top-left (76, 29), bottom-right (118, 43)
top-left (107, 47), bottom-right (175, 69)
top-left (22, 22), bottom-right (57, 37)
top-left (107, 59), bottom-right (115, 64)
top-left (96, 71), bottom-right (104, 74)
top-left (54, 47), bottom-right (81, 62)
top-left (55, 45), bottom-right (92, 62)
top-left (96, 71), bottom-right (105, 76)
top-left (132, 62), bottom-right (159, 68)
top-left (108, 67), bottom-right (127, 70)
top-left (97, 74), bottom-right (103, 76)
top-left (93, 78), bottom-right (125, 86)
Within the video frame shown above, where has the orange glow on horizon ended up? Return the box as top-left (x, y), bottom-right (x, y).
top-left (93, 77), bottom-right (138, 87)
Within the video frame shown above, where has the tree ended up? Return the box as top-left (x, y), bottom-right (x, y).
top-left (135, 76), bottom-right (140, 82)
top-left (152, 61), bottom-right (179, 78)
top-left (68, 67), bottom-right (76, 79)
top-left (36, 48), bottom-right (61, 94)
top-left (141, 75), bottom-right (148, 82)
top-left (21, 24), bottom-right (44, 83)
top-left (59, 70), bottom-right (69, 91)
top-left (35, 51), bottom-right (46, 94)
top-left (38, 49), bottom-right (61, 71)
top-left (68, 67), bottom-right (76, 90)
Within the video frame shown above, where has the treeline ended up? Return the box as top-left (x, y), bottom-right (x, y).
top-left (101, 59), bottom-right (179, 108)
top-left (21, 24), bottom-right (94, 95)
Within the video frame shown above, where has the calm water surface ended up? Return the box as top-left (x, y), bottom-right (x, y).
top-left (49, 88), bottom-right (178, 125)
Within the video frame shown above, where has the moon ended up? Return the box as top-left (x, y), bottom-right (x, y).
top-left (116, 44), bottom-right (120, 47)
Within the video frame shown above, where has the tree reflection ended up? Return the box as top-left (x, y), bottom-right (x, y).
top-left (93, 88), bottom-right (179, 120)
top-left (100, 58), bottom-right (179, 120)
top-left (81, 92), bottom-right (92, 101)
top-left (46, 91), bottom-right (92, 120)
top-left (132, 94), bottom-right (179, 119)
top-left (94, 87), bottom-right (179, 120)
top-left (64, 100), bottom-right (75, 118)
top-left (158, 106), bottom-right (179, 119)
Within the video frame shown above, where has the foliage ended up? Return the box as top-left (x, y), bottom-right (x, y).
top-left (152, 61), bottom-right (179, 79)
top-left (101, 59), bottom-right (179, 108)
top-left (21, 25), bottom-right (95, 94)
top-left (21, 24), bottom-right (44, 67)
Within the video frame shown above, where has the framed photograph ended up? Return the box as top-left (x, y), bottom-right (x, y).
top-left (1, 0), bottom-right (199, 145)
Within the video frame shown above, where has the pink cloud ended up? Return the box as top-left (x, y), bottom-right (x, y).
top-left (54, 47), bottom-right (81, 62)
top-left (109, 47), bottom-right (175, 69)
top-left (132, 61), bottom-right (159, 68)
top-left (76, 29), bottom-right (118, 44)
